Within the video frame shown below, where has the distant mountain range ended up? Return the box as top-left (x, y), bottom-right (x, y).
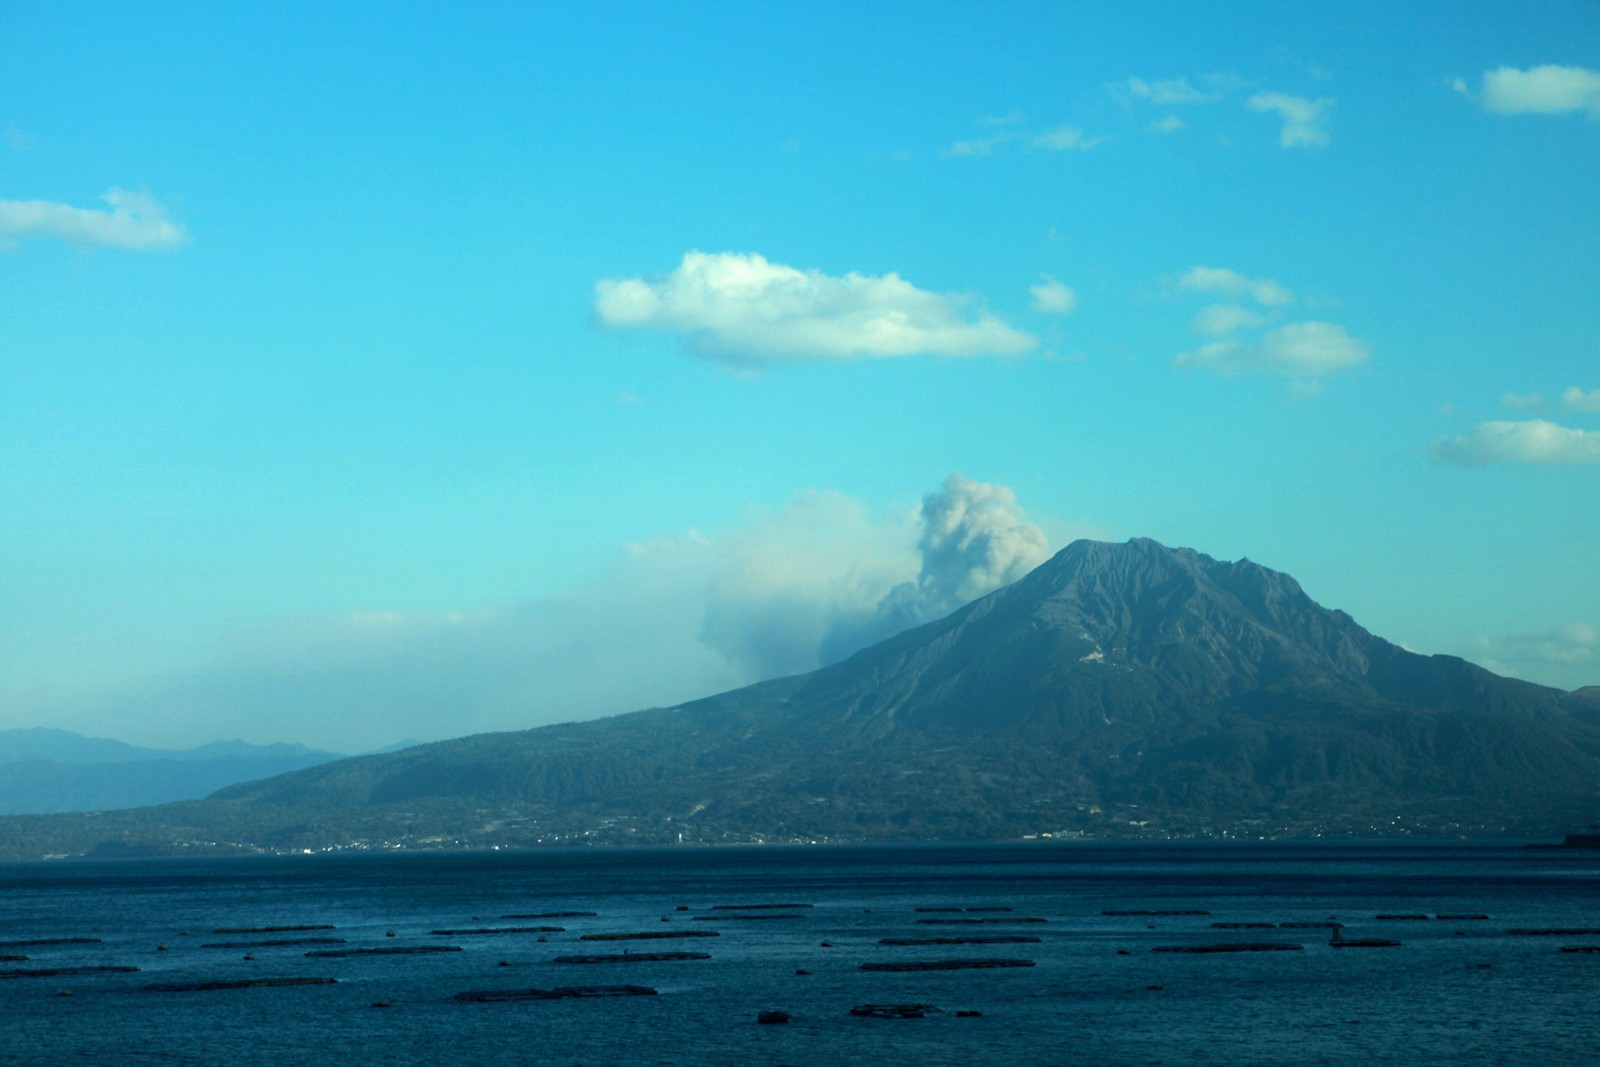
top-left (3, 539), bottom-right (1597, 859)
top-left (0, 729), bottom-right (345, 815)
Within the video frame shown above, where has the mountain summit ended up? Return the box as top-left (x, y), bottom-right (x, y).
top-left (7, 540), bottom-right (1598, 857)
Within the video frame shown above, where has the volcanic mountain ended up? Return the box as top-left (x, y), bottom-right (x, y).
top-left (6, 539), bottom-right (1598, 858)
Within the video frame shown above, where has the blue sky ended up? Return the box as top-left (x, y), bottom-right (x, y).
top-left (3, 2), bottom-right (1598, 751)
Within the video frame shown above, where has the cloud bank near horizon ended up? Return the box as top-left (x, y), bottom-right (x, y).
top-left (19, 476), bottom-right (1059, 751)
top-left (1468, 622), bottom-right (1599, 690)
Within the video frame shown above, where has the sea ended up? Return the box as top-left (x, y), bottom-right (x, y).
top-left (3, 842), bottom-right (1597, 1065)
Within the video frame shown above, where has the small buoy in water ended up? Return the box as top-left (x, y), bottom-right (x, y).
top-left (956, 1010), bottom-right (982, 1017)
top-left (1116, 949), bottom-right (1130, 956)
top-left (244, 954), bottom-right (254, 961)
top-left (795, 969), bottom-right (810, 976)
top-left (157, 945), bottom-right (168, 952)
top-left (56, 990), bottom-right (72, 997)
top-left (498, 960), bottom-right (511, 967)
top-left (757, 1010), bottom-right (790, 1025)
top-left (385, 931), bottom-right (396, 938)
top-left (820, 941), bottom-right (832, 948)
top-left (371, 1000), bottom-right (390, 1009)
top-left (1477, 962), bottom-right (1492, 969)
top-left (676, 905), bottom-right (689, 912)
top-left (1147, 984), bottom-right (1163, 991)
top-left (180, 931), bottom-right (191, 937)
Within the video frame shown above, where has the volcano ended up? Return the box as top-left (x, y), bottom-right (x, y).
top-left (7, 539), bottom-right (1599, 857)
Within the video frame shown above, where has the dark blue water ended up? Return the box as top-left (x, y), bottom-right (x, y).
top-left (3, 843), bottom-right (1597, 1064)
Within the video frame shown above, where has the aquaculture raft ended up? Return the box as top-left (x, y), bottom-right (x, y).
top-left (453, 985), bottom-right (657, 1002)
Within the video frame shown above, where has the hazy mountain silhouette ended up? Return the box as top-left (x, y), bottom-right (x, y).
top-left (6, 540), bottom-right (1597, 857)
top-left (0, 729), bottom-right (343, 815)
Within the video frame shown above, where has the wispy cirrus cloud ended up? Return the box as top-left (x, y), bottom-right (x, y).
top-left (1248, 92), bottom-right (1334, 148)
top-left (1270, 47), bottom-right (1332, 83)
top-left (1501, 391), bottom-right (1547, 412)
top-left (1471, 64), bottom-right (1600, 117)
top-left (948, 133), bottom-right (1016, 157)
top-left (1113, 72), bottom-right (1336, 148)
top-left (1032, 125), bottom-right (1108, 151)
top-left (1431, 419), bottom-right (1600, 465)
top-left (947, 122), bottom-right (1106, 157)
top-left (1116, 76), bottom-right (1222, 106)
top-left (594, 251), bottom-right (1036, 366)
top-left (0, 188), bottom-right (189, 250)
top-left (1495, 387), bottom-right (1600, 413)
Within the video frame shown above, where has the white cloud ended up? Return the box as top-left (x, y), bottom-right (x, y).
top-left (1177, 265), bottom-right (1294, 306)
top-left (1117, 76), bottom-right (1222, 105)
top-left (1192, 303), bottom-right (1266, 336)
top-left (1500, 391), bottom-right (1547, 412)
top-left (1431, 420), bottom-right (1600, 465)
top-left (1481, 65), bottom-right (1600, 117)
top-left (594, 251), bottom-right (1037, 366)
top-left (1248, 92), bottom-right (1334, 148)
top-left (1032, 125), bottom-right (1107, 151)
top-left (1175, 321), bottom-right (1369, 378)
top-left (1561, 386), bottom-right (1600, 412)
top-left (1150, 116), bottom-right (1187, 133)
top-left (1029, 275), bottom-right (1077, 314)
top-left (0, 188), bottom-right (189, 250)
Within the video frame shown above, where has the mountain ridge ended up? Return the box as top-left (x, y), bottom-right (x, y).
top-left (0, 730), bottom-right (347, 815)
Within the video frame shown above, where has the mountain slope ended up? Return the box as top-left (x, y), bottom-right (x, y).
top-left (5, 540), bottom-right (1597, 857)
